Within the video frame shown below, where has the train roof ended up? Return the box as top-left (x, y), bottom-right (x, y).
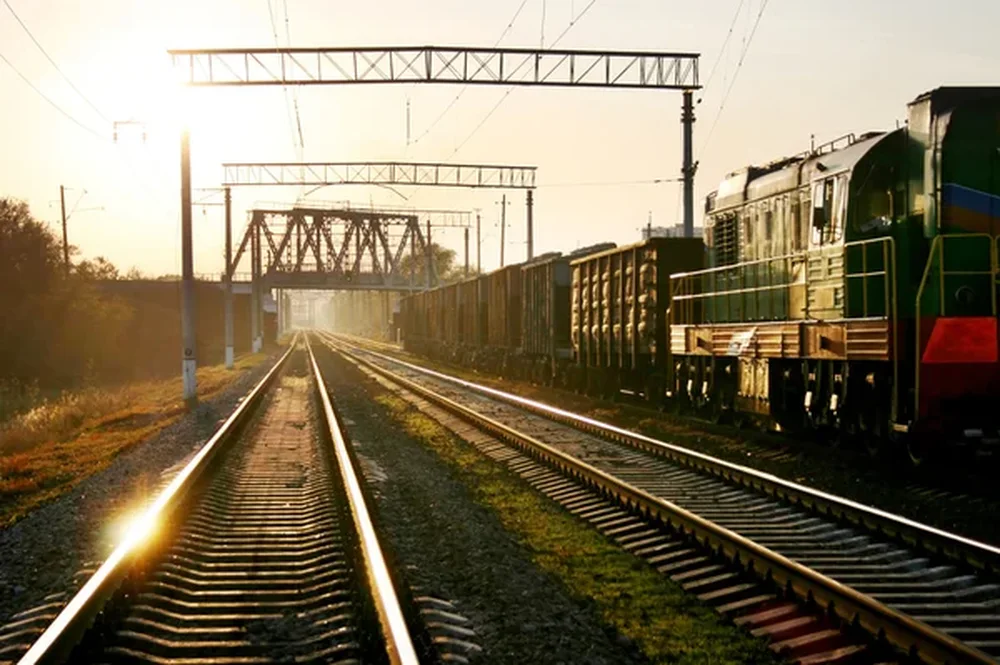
top-left (909, 86), bottom-right (1000, 113)
top-left (709, 130), bottom-right (891, 212)
top-left (568, 236), bottom-right (702, 265)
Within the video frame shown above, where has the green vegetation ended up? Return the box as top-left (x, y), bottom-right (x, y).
top-left (0, 354), bottom-right (267, 527)
top-left (375, 392), bottom-right (781, 665)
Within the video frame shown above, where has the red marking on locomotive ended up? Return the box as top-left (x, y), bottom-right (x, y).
top-left (921, 316), bottom-right (998, 364)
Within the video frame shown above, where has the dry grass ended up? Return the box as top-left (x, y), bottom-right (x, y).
top-left (0, 353), bottom-right (269, 528)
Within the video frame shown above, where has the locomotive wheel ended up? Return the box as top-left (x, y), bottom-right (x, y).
top-left (906, 435), bottom-right (934, 467)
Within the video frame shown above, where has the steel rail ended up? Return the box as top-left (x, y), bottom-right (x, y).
top-left (328, 333), bottom-right (1000, 573)
top-left (321, 333), bottom-right (997, 665)
top-left (304, 337), bottom-right (420, 665)
top-left (17, 337), bottom-right (300, 665)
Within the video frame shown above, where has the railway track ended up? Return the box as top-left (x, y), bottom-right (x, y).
top-left (321, 332), bottom-right (1000, 665)
top-left (12, 337), bottom-right (422, 665)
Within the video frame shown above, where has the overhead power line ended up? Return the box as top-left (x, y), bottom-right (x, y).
top-left (2, 0), bottom-right (112, 124)
top-left (409, 0), bottom-right (531, 147)
top-left (281, 0), bottom-right (305, 152)
top-left (700, 0), bottom-right (770, 152)
top-left (265, 0), bottom-right (303, 156)
top-left (0, 49), bottom-right (106, 140)
top-left (444, 0), bottom-right (599, 162)
top-left (701, 0), bottom-right (746, 92)
top-left (538, 177), bottom-right (682, 188)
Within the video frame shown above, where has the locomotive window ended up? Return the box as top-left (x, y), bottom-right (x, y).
top-left (830, 175), bottom-right (846, 243)
top-left (812, 179), bottom-right (839, 245)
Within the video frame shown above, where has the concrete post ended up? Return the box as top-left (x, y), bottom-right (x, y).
top-left (682, 90), bottom-right (696, 238)
top-left (250, 212), bottom-right (260, 353)
top-left (180, 130), bottom-right (197, 407)
top-left (223, 187), bottom-right (234, 369)
top-left (526, 189), bottom-right (534, 261)
top-left (425, 219), bottom-right (433, 288)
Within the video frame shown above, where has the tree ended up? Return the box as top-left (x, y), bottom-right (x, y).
top-left (398, 242), bottom-right (467, 284)
top-left (75, 256), bottom-right (120, 280)
top-left (0, 198), bottom-right (63, 300)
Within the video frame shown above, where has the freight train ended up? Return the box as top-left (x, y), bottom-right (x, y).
top-left (388, 87), bottom-right (1000, 464)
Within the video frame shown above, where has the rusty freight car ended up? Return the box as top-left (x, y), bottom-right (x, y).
top-left (570, 237), bottom-right (705, 399)
top-left (484, 263), bottom-right (523, 373)
top-left (521, 245), bottom-right (616, 384)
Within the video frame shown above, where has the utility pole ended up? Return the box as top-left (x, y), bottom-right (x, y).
top-left (464, 226), bottom-right (470, 278)
top-left (180, 129), bottom-right (197, 408)
top-left (476, 212), bottom-right (481, 273)
top-left (681, 90), bottom-right (696, 238)
top-left (59, 186), bottom-right (69, 276)
top-left (500, 194), bottom-right (507, 268)
top-left (425, 219), bottom-right (433, 288)
top-left (526, 189), bottom-right (534, 261)
top-left (223, 186), bottom-right (234, 369)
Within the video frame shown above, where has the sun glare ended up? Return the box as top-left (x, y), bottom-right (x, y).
top-left (110, 507), bottom-right (160, 552)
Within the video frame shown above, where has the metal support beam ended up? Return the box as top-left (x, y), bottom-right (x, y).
top-left (224, 186), bottom-right (234, 368)
top-left (476, 213), bottom-right (481, 273)
top-left (464, 227), bottom-right (469, 278)
top-left (170, 46), bottom-right (701, 90)
top-left (223, 162), bottom-right (536, 189)
top-left (180, 130), bottom-right (197, 407)
top-left (526, 189), bottom-right (534, 261)
top-left (681, 89), bottom-right (696, 238)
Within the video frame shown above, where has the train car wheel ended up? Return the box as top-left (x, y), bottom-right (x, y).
top-left (644, 373), bottom-right (665, 406)
top-left (906, 435), bottom-right (934, 467)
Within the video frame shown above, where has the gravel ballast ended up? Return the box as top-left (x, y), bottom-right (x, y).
top-left (317, 349), bottom-right (656, 665)
top-left (0, 352), bottom-right (280, 631)
top-left (364, 344), bottom-right (1000, 547)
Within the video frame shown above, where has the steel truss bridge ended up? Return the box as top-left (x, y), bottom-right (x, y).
top-left (232, 205), bottom-right (469, 291)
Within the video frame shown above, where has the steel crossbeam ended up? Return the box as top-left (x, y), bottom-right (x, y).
top-left (223, 162), bottom-right (536, 189)
top-left (169, 46), bottom-right (700, 90)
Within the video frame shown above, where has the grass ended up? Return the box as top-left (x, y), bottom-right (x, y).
top-left (0, 353), bottom-right (270, 528)
top-left (375, 391), bottom-right (781, 665)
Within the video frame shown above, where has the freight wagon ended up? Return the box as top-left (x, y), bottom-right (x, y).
top-left (569, 237), bottom-right (705, 398)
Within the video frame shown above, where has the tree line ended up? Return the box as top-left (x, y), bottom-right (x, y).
top-left (0, 198), bottom-right (139, 398)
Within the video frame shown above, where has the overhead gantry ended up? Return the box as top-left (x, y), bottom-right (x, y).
top-left (170, 44), bottom-right (700, 404)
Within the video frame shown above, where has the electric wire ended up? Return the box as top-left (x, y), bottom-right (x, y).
top-left (537, 177), bottom-right (681, 188)
top-left (443, 0), bottom-right (599, 162)
top-left (700, 0), bottom-right (770, 152)
top-left (0, 49), bottom-right (107, 140)
top-left (408, 0), bottom-right (531, 147)
top-left (701, 0), bottom-right (746, 92)
top-left (1, 0), bottom-right (112, 124)
top-left (265, 0), bottom-right (303, 158)
top-left (282, 0), bottom-right (305, 153)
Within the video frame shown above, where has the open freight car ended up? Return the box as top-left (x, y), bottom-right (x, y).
top-left (569, 237), bottom-right (705, 398)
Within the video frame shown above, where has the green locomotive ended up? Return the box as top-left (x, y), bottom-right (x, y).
top-left (671, 87), bottom-right (1000, 463)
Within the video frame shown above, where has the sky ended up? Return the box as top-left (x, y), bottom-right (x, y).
top-left (1, 0), bottom-right (1000, 277)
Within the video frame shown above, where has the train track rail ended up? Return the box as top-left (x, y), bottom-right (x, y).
top-left (14, 337), bottom-right (421, 665)
top-left (322, 331), bottom-right (1000, 665)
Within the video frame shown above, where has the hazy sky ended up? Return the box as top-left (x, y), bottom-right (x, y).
top-left (2, 0), bottom-right (999, 276)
